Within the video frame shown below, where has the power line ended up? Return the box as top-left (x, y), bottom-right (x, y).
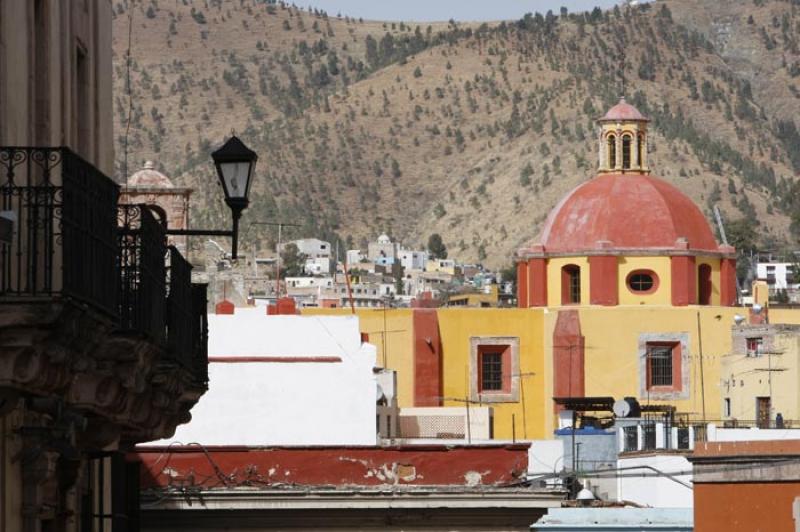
top-left (122, 0), bottom-right (135, 184)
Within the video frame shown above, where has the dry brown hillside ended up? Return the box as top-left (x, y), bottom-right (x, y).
top-left (113, 0), bottom-right (800, 269)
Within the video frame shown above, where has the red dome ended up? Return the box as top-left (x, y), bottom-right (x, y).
top-left (538, 173), bottom-right (719, 253)
top-left (601, 97), bottom-right (648, 121)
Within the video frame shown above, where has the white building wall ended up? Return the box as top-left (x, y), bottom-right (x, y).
top-left (757, 262), bottom-right (797, 290)
top-left (616, 454), bottom-right (693, 508)
top-left (144, 311), bottom-right (378, 446)
top-left (399, 250), bottom-right (428, 271)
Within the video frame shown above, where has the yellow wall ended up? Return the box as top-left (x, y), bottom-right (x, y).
top-left (617, 256), bottom-right (672, 306)
top-left (436, 308), bottom-right (548, 440)
top-left (426, 260), bottom-right (456, 275)
top-left (306, 304), bottom-right (800, 439)
top-left (546, 256), bottom-right (591, 307)
top-left (303, 308), bottom-right (417, 407)
top-left (723, 334), bottom-right (800, 422)
top-left (572, 306), bottom-right (741, 422)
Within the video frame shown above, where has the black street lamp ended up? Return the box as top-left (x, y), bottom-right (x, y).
top-left (166, 135), bottom-right (257, 258)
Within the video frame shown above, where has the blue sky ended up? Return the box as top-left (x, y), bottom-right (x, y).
top-left (307, 0), bottom-right (635, 22)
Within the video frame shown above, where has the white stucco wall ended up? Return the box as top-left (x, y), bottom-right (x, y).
top-left (708, 425), bottom-right (800, 442)
top-left (616, 454), bottom-right (693, 508)
top-left (144, 310), bottom-right (378, 446)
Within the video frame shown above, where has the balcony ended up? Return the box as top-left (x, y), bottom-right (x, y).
top-left (0, 146), bottom-right (207, 447)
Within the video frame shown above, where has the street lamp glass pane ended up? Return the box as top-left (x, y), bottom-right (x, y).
top-left (221, 161), bottom-right (250, 199)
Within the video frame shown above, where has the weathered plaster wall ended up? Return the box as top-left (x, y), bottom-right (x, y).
top-left (616, 454), bottom-right (693, 508)
top-left (143, 311), bottom-right (378, 446)
top-left (437, 308), bottom-right (547, 440)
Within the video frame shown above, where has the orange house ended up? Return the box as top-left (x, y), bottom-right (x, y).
top-left (691, 440), bottom-right (800, 531)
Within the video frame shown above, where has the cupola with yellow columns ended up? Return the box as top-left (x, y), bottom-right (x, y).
top-left (516, 98), bottom-right (738, 309)
top-left (597, 97), bottom-right (649, 175)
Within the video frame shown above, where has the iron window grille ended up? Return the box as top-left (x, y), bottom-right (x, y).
top-left (623, 426), bottom-right (638, 452)
top-left (648, 345), bottom-right (673, 387)
top-left (480, 352), bottom-right (503, 391)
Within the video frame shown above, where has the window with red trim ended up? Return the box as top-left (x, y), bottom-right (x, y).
top-left (646, 342), bottom-right (681, 392)
top-left (626, 270), bottom-right (660, 295)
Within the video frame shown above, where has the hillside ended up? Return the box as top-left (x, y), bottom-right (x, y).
top-left (112, 0), bottom-right (800, 268)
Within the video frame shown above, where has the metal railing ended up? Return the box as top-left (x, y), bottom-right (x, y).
top-left (167, 246), bottom-right (193, 368)
top-left (0, 147), bottom-right (119, 315)
top-left (191, 283), bottom-right (209, 386)
top-left (118, 204), bottom-right (166, 343)
top-left (1, 146), bottom-right (209, 388)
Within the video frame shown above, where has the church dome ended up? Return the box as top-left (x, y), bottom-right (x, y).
top-left (128, 161), bottom-right (174, 188)
top-left (600, 97), bottom-right (648, 122)
top-left (538, 173), bottom-right (719, 254)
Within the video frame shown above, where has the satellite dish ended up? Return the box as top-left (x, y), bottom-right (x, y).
top-left (733, 314), bottom-right (745, 325)
top-left (613, 399), bottom-right (631, 418)
top-left (752, 303), bottom-right (763, 315)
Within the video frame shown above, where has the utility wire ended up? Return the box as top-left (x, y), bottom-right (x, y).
top-left (122, 0), bottom-right (135, 184)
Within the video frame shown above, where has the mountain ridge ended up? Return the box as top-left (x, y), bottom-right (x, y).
top-left (113, 0), bottom-right (800, 268)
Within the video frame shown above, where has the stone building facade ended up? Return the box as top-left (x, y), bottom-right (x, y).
top-left (0, 2), bottom-right (208, 531)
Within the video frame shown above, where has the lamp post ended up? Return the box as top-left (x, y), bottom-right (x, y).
top-left (165, 135), bottom-right (257, 259)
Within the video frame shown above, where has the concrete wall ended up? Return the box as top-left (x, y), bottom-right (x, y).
top-left (616, 454), bottom-right (693, 508)
top-left (533, 508), bottom-right (693, 531)
top-left (144, 312), bottom-right (378, 446)
top-left (722, 331), bottom-right (800, 423)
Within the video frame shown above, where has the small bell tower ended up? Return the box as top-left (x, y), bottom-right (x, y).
top-left (597, 97), bottom-right (650, 175)
top-left (597, 51), bottom-right (650, 176)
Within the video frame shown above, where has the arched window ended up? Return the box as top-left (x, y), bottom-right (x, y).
top-left (698, 264), bottom-right (712, 305)
top-left (607, 134), bottom-right (616, 168)
top-left (622, 134), bottom-right (632, 170)
top-left (561, 265), bottom-right (581, 305)
top-left (637, 134), bottom-right (644, 167)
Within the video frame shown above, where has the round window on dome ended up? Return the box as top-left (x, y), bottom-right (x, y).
top-left (627, 270), bottom-right (659, 294)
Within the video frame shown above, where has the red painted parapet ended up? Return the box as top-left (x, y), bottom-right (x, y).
top-left (588, 255), bottom-right (618, 306)
top-left (552, 310), bottom-right (585, 411)
top-left (266, 297), bottom-right (298, 315)
top-left (517, 261), bottom-right (529, 308)
top-left (413, 309), bottom-right (442, 406)
top-left (720, 257), bottom-right (737, 306)
top-left (670, 255), bottom-right (697, 306)
top-left (132, 444), bottom-right (530, 489)
top-left (216, 300), bottom-right (235, 314)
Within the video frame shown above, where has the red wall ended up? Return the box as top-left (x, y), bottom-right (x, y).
top-left (517, 262), bottom-right (529, 308)
top-left (695, 482), bottom-right (799, 532)
top-left (529, 258), bottom-right (548, 307)
top-left (589, 255), bottom-right (618, 306)
top-left (134, 445), bottom-right (530, 489)
top-left (553, 310), bottom-right (585, 407)
top-left (670, 256), bottom-right (697, 306)
top-left (413, 309), bottom-right (442, 406)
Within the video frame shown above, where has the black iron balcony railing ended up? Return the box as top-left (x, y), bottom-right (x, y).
top-left (191, 283), bottom-right (209, 386)
top-left (1, 146), bottom-right (208, 389)
top-left (0, 147), bottom-right (119, 316)
top-left (118, 204), bottom-right (167, 343)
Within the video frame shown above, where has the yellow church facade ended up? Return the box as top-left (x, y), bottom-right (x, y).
top-left (306, 99), bottom-right (800, 439)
